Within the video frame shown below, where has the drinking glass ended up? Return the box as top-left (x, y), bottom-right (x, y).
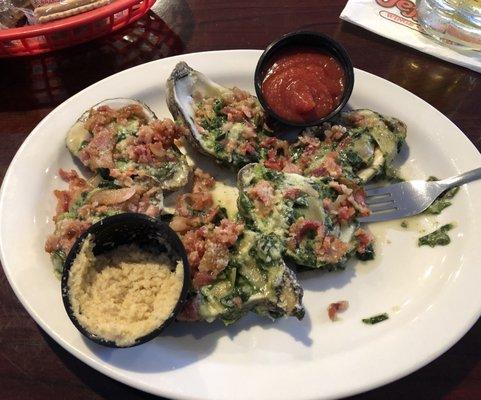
top-left (416, 0), bottom-right (481, 51)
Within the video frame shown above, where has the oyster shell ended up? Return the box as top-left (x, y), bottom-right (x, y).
top-left (66, 98), bottom-right (189, 191)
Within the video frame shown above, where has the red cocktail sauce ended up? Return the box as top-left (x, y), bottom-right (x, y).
top-left (261, 46), bottom-right (345, 124)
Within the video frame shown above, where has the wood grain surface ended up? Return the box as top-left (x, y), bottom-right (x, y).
top-left (0, 1), bottom-right (480, 399)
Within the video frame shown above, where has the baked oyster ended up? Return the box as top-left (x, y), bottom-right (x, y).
top-left (169, 168), bottom-right (304, 324)
top-left (66, 98), bottom-right (189, 191)
top-left (167, 62), bottom-right (274, 169)
top-left (237, 163), bottom-right (374, 270)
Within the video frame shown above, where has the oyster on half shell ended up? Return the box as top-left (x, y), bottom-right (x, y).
top-left (66, 98), bottom-right (189, 191)
top-left (167, 62), bottom-right (269, 169)
top-left (237, 163), bottom-right (369, 270)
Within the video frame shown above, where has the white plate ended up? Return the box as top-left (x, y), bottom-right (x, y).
top-left (1, 50), bottom-right (481, 400)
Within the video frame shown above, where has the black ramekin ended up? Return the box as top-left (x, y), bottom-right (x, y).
top-left (61, 213), bottom-right (190, 348)
top-left (254, 31), bottom-right (354, 128)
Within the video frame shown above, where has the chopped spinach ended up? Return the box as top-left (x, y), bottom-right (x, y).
top-left (250, 234), bottom-right (283, 266)
top-left (97, 180), bottom-right (122, 189)
top-left (201, 113), bottom-right (227, 132)
top-left (116, 131), bottom-right (128, 143)
top-left (424, 177), bottom-right (459, 215)
top-left (212, 207), bottom-right (228, 225)
top-left (362, 313), bottom-right (389, 325)
top-left (418, 224), bottom-right (454, 247)
top-left (340, 150), bottom-right (364, 170)
top-left (262, 168), bottom-right (283, 185)
top-left (356, 244), bottom-right (375, 261)
top-left (51, 250), bottom-right (66, 275)
top-left (149, 162), bottom-right (177, 182)
top-left (311, 181), bottom-right (337, 202)
top-left (212, 98), bottom-right (224, 114)
top-left (97, 168), bottom-right (111, 180)
top-left (293, 193), bottom-right (309, 208)
top-left (289, 145), bottom-right (304, 162)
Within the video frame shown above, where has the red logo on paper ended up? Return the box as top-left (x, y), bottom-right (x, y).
top-left (375, 0), bottom-right (420, 31)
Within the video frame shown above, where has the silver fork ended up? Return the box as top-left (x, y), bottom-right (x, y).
top-left (358, 167), bottom-right (481, 223)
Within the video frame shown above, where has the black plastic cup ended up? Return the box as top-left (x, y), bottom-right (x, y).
top-left (61, 213), bottom-right (190, 348)
top-left (254, 31), bottom-right (354, 128)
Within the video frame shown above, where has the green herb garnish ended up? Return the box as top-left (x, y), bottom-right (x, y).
top-left (418, 223), bottom-right (454, 247)
top-left (424, 177), bottom-right (459, 215)
top-left (362, 313), bottom-right (389, 325)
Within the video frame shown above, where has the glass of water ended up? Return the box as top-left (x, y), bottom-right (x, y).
top-left (416, 0), bottom-right (481, 51)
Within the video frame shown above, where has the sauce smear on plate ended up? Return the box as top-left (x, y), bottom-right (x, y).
top-left (261, 46), bottom-right (345, 124)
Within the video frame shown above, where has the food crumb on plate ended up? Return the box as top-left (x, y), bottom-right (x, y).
top-left (327, 300), bottom-right (349, 321)
top-left (362, 313), bottom-right (389, 325)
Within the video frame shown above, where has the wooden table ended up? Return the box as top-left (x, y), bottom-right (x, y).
top-left (1, 1), bottom-right (480, 399)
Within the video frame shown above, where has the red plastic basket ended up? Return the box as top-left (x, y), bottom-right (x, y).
top-left (0, 0), bottom-right (155, 57)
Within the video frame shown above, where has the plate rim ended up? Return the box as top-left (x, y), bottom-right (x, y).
top-left (1, 49), bottom-right (480, 400)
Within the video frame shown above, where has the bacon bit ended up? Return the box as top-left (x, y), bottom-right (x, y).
top-left (197, 243), bottom-right (229, 280)
top-left (311, 152), bottom-right (342, 179)
top-left (53, 170), bottom-right (90, 219)
top-left (182, 226), bottom-right (208, 269)
top-left (44, 219), bottom-right (91, 253)
top-left (84, 106), bottom-right (116, 132)
top-left (54, 190), bottom-right (70, 215)
top-left (212, 219), bottom-right (244, 247)
top-left (259, 136), bottom-right (276, 148)
top-left (298, 135), bottom-right (321, 154)
top-left (192, 168), bottom-right (216, 192)
top-left (238, 141), bottom-right (256, 155)
top-left (337, 205), bottom-right (356, 222)
top-left (170, 216), bottom-right (194, 234)
top-left (247, 180), bottom-right (274, 207)
top-left (263, 149), bottom-right (283, 171)
top-left (349, 188), bottom-right (370, 216)
top-left (346, 112), bottom-right (365, 125)
top-left (337, 136), bottom-right (352, 150)
top-left (355, 229), bottom-right (374, 254)
top-left (193, 271), bottom-right (216, 290)
top-left (288, 218), bottom-right (325, 249)
top-left (328, 300), bottom-right (349, 321)
top-left (315, 235), bottom-right (350, 264)
top-left (281, 161), bottom-right (302, 174)
top-left (223, 106), bottom-right (245, 122)
top-left (179, 220), bottom-right (243, 290)
top-left (324, 125), bottom-right (347, 142)
top-left (79, 126), bottom-right (115, 169)
top-left (283, 187), bottom-right (302, 200)
top-left (323, 198), bottom-right (333, 209)
top-left (328, 181), bottom-right (353, 196)
top-left (116, 104), bottom-right (147, 124)
top-left (241, 105), bottom-right (253, 119)
top-left (149, 118), bottom-right (183, 148)
top-left (247, 180), bottom-right (275, 216)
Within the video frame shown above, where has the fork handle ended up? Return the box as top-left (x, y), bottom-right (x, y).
top-left (440, 167), bottom-right (481, 189)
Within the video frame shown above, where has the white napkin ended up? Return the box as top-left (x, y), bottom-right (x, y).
top-left (340, 0), bottom-right (481, 73)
